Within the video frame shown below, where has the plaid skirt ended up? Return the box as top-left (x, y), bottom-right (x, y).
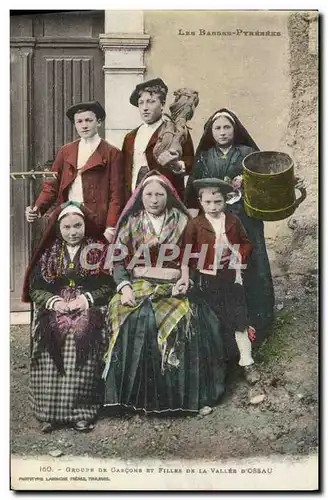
top-left (104, 295), bottom-right (226, 413)
top-left (29, 306), bottom-right (108, 424)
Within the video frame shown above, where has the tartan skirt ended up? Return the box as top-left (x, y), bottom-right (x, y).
top-left (104, 295), bottom-right (226, 413)
top-left (29, 308), bottom-right (108, 424)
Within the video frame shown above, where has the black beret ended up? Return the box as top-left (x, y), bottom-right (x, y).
top-left (66, 100), bottom-right (106, 122)
top-left (193, 178), bottom-right (234, 195)
top-left (129, 78), bottom-right (168, 107)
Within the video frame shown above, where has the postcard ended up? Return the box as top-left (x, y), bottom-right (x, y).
top-left (10, 9), bottom-right (318, 492)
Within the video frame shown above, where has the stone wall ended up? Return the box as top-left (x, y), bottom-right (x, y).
top-left (266, 12), bottom-right (318, 279)
top-left (143, 10), bottom-right (291, 150)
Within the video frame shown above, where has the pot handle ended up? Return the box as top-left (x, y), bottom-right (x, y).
top-left (294, 176), bottom-right (307, 207)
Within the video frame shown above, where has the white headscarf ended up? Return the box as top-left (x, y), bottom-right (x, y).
top-left (211, 111), bottom-right (236, 124)
top-left (58, 204), bottom-right (85, 221)
top-left (142, 175), bottom-right (168, 188)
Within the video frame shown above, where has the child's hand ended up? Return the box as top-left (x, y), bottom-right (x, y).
top-left (25, 205), bottom-right (40, 223)
top-left (53, 300), bottom-right (68, 314)
top-left (231, 175), bottom-right (243, 190)
top-left (157, 150), bottom-right (180, 167)
top-left (294, 176), bottom-right (305, 190)
top-left (121, 286), bottom-right (137, 307)
top-left (220, 254), bottom-right (231, 265)
top-left (67, 296), bottom-right (88, 313)
top-left (219, 247), bottom-right (231, 265)
top-left (172, 278), bottom-right (189, 297)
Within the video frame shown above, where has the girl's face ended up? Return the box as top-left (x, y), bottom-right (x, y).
top-left (59, 213), bottom-right (85, 245)
top-left (199, 189), bottom-right (225, 218)
top-left (212, 116), bottom-right (234, 147)
top-left (142, 181), bottom-right (168, 216)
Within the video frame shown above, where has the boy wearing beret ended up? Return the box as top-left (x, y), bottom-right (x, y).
top-left (122, 78), bottom-right (194, 201)
top-left (25, 101), bottom-right (125, 243)
top-left (183, 178), bottom-right (260, 384)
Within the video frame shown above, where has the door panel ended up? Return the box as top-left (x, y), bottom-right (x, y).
top-left (33, 50), bottom-right (104, 167)
top-left (10, 11), bottom-right (104, 311)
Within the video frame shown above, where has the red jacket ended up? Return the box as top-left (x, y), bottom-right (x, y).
top-left (34, 139), bottom-right (125, 233)
top-left (122, 124), bottom-right (194, 201)
top-left (183, 212), bottom-right (253, 272)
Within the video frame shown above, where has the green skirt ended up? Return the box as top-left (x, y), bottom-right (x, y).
top-left (104, 295), bottom-right (226, 413)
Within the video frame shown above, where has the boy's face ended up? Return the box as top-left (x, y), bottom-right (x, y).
top-left (199, 189), bottom-right (225, 218)
top-left (138, 91), bottom-right (164, 124)
top-left (74, 110), bottom-right (100, 139)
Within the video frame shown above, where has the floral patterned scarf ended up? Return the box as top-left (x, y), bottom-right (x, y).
top-left (40, 237), bottom-right (107, 284)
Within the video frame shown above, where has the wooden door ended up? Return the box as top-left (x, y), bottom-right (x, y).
top-left (10, 11), bottom-right (105, 311)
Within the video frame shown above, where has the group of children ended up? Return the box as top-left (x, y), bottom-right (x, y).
top-left (22, 172), bottom-right (261, 433)
top-left (20, 91), bottom-right (272, 432)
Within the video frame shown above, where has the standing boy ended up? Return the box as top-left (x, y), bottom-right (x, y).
top-left (25, 100), bottom-right (125, 242)
top-left (122, 78), bottom-right (194, 201)
top-left (183, 178), bottom-right (260, 384)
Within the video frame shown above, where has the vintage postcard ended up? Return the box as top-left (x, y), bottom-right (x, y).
top-left (9, 8), bottom-right (319, 492)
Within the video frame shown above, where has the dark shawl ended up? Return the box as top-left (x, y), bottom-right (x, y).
top-left (196, 108), bottom-right (259, 155)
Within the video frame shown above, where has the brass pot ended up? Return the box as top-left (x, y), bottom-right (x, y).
top-left (242, 151), bottom-right (307, 221)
